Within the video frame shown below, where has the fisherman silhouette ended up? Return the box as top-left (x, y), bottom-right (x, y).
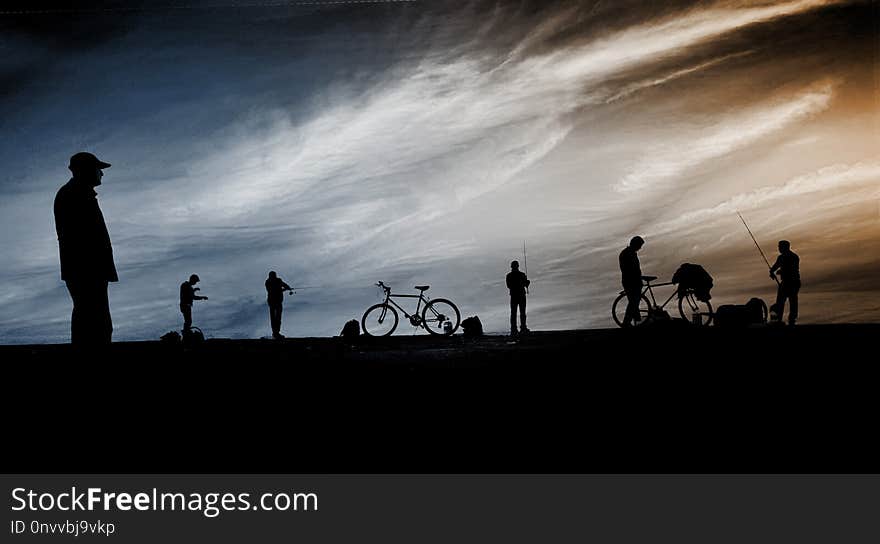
top-left (770, 240), bottom-right (800, 326)
top-left (265, 271), bottom-right (292, 339)
top-left (619, 236), bottom-right (644, 327)
top-left (53, 152), bottom-right (117, 345)
top-left (180, 274), bottom-right (207, 332)
top-left (506, 260), bottom-right (530, 337)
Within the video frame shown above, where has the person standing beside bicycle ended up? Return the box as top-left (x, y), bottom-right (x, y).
top-left (619, 236), bottom-right (645, 327)
top-left (506, 260), bottom-right (530, 337)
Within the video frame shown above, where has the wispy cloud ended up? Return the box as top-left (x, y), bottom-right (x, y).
top-left (603, 50), bottom-right (756, 104)
top-left (651, 160), bottom-right (880, 234)
top-left (616, 82), bottom-right (835, 192)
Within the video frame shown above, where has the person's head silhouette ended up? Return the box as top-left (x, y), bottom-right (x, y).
top-left (69, 152), bottom-right (111, 187)
top-left (268, 271), bottom-right (277, 279)
top-left (511, 260), bottom-right (519, 271)
top-left (778, 240), bottom-right (791, 253)
top-left (189, 274), bottom-right (200, 285)
top-left (629, 236), bottom-right (645, 251)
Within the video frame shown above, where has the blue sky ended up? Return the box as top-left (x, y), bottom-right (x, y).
top-left (1, 0), bottom-right (877, 343)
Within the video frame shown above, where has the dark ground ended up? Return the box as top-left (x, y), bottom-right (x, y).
top-left (2, 323), bottom-right (876, 473)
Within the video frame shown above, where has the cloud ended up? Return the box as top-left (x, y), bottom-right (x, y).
top-left (652, 160), bottom-right (880, 234)
top-left (616, 82), bottom-right (836, 192)
top-left (539, 0), bottom-right (843, 83)
top-left (603, 50), bottom-right (756, 104)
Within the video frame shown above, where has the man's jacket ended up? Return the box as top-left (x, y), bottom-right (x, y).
top-left (54, 179), bottom-right (118, 282)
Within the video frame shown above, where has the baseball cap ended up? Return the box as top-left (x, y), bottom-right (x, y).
top-left (69, 152), bottom-right (111, 170)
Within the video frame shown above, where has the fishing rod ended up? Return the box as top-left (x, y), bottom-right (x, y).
top-left (522, 240), bottom-right (529, 294)
top-left (287, 285), bottom-right (318, 296)
top-left (736, 211), bottom-right (778, 285)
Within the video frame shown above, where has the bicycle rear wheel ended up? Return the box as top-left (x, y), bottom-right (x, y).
top-left (612, 292), bottom-right (650, 327)
top-left (422, 298), bottom-right (461, 336)
top-left (678, 291), bottom-right (714, 326)
top-left (362, 303), bottom-right (399, 337)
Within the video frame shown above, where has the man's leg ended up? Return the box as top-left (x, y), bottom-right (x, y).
top-left (774, 284), bottom-right (786, 323)
top-left (519, 297), bottom-right (528, 332)
top-left (269, 304), bottom-right (282, 335)
top-left (181, 304), bottom-right (192, 331)
top-left (788, 284), bottom-right (799, 325)
top-left (94, 280), bottom-right (112, 344)
top-left (66, 281), bottom-right (83, 345)
top-left (625, 287), bottom-right (641, 326)
top-left (276, 305), bottom-right (284, 335)
top-left (510, 297), bottom-right (518, 335)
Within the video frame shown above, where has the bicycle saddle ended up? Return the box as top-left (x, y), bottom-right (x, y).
top-left (641, 275), bottom-right (658, 282)
top-left (415, 285), bottom-right (430, 291)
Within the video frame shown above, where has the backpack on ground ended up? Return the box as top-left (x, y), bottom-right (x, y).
top-left (160, 330), bottom-right (181, 344)
top-left (340, 319), bottom-right (360, 339)
top-left (461, 316), bottom-right (484, 337)
top-left (182, 326), bottom-right (205, 345)
top-left (714, 298), bottom-right (768, 327)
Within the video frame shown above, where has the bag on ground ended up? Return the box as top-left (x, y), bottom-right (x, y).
top-left (340, 319), bottom-right (360, 339)
top-left (715, 298), bottom-right (768, 327)
top-left (182, 326), bottom-right (205, 345)
top-left (461, 315), bottom-right (483, 337)
top-left (160, 330), bottom-right (181, 344)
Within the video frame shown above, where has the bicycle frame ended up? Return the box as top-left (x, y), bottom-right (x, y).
top-left (377, 290), bottom-right (429, 321)
top-left (642, 281), bottom-right (679, 311)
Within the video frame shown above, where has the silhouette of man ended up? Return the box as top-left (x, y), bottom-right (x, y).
top-left (180, 274), bottom-right (207, 332)
top-left (770, 240), bottom-right (800, 326)
top-left (265, 271), bottom-right (292, 339)
top-left (619, 236), bottom-right (644, 327)
top-left (54, 152), bottom-right (117, 345)
top-left (506, 260), bottom-right (530, 336)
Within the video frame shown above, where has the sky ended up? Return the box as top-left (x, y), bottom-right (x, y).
top-left (0, 0), bottom-right (877, 343)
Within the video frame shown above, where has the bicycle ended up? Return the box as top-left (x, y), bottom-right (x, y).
top-left (612, 275), bottom-right (713, 327)
top-left (361, 281), bottom-right (461, 337)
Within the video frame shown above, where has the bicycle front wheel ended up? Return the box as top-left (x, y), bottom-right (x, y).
top-left (422, 298), bottom-right (461, 336)
top-left (612, 292), bottom-right (651, 327)
top-left (678, 291), bottom-right (714, 326)
top-left (362, 303), bottom-right (399, 337)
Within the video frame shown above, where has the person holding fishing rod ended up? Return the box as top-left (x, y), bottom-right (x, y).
top-left (265, 271), bottom-right (293, 339)
top-left (506, 244), bottom-right (531, 337)
top-left (737, 213), bottom-right (800, 326)
top-left (769, 240), bottom-right (800, 326)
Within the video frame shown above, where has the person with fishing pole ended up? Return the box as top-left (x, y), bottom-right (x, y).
top-left (506, 252), bottom-right (531, 337)
top-left (737, 213), bottom-right (800, 326)
top-left (769, 240), bottom-right (800, 326)
top-left (265, 271), bottom-right (293, 339)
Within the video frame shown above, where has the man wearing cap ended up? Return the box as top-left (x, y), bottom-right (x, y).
top-left (180, 274), bottom-right (208, 332)
top-left (54, 152), bottom-right (117, 345)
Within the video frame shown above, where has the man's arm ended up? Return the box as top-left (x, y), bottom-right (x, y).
top-left (281, 281), bottom-right (292, 291)
top-left (769, 255), bottom-right (782, 277)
